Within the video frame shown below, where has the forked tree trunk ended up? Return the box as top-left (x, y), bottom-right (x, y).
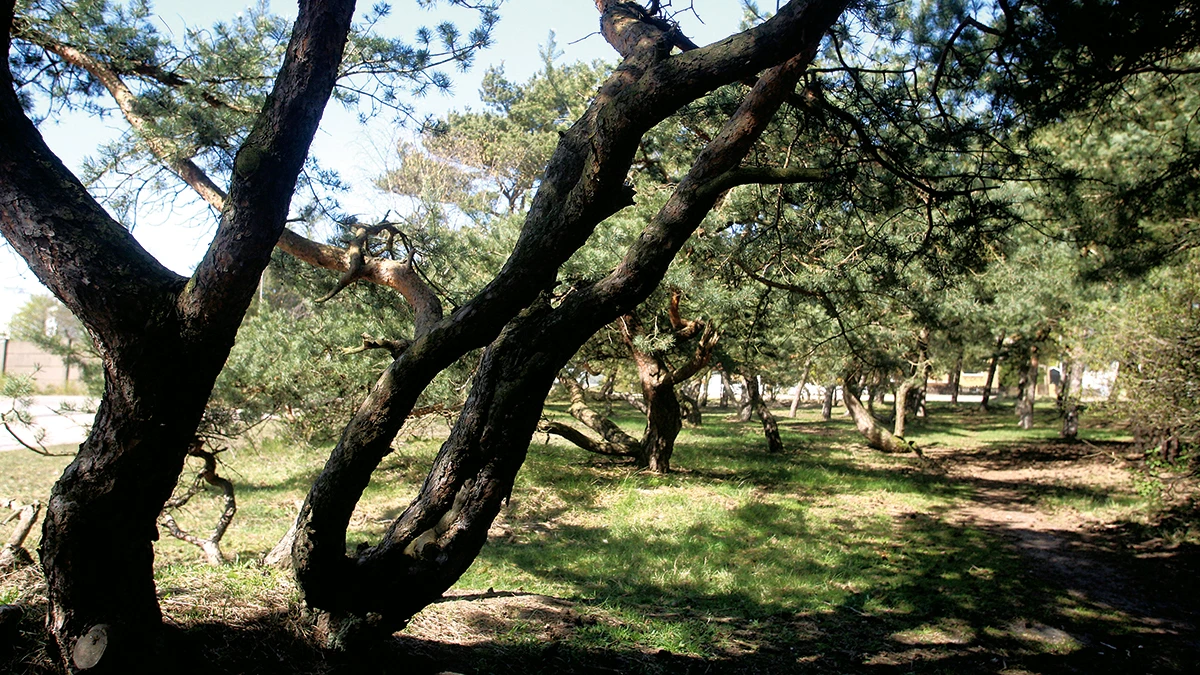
top-left (640, 370), bottom-right (683, 472)
top-left (979, 333), bottom-right (1005, 412)
top-left (290, 0), bottom-right (847, 636)
top-left (680, 381), bottom-right (703, 426)
top-left (0, 0), bottom-right (356, 666)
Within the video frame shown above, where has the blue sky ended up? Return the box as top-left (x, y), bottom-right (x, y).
top-left (1, 0), bottom-right (745, 330)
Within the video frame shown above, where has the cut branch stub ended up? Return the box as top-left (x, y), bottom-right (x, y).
top-left (71, 623), bottom-right (110, 671)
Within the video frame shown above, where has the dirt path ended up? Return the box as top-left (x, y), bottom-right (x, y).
top-left (929, 440), bottom-right (1199, 641)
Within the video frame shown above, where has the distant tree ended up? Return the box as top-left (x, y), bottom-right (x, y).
top-left (9, 294), bottom-right (100, 392)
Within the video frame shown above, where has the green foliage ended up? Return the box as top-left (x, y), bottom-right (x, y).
top-left (1031, 65), bottom-right (1200, 278)
top-left (10, 0), bottom-right (499, 224)
top-left (206, 251), bottom-right (473, 443)
top-left (1078, 256), bottom-right (1200, 463)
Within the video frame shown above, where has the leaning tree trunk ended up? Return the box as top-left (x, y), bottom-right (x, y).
top-left (743, 371), bottom-right (784, 452)
top-left (290, 0), bottom-right (847, 636)
top-left (979, 333), bottom-right (1005, 412)
top-left (789, 359), bottom-right (813, 418)
top-left (0, 498), bottom-right (40, 570)
top-left (843, 372), bottom-right (920, 456)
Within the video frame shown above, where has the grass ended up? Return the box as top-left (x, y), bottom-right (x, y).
top-left (1, 399), bottom-right (1194, 674)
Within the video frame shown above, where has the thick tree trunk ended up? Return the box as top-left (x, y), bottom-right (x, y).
top-left (41, 361), bottom-right (237, 670)
top-left (640, 373), bottom-right (683, 472)
top-left (843, 373), bottom-right (920, 456)
top-left (0, 0), bottom-right (356, 664)
top-left (696, 371), bottom-right (710, 408)
top-left (979, 333), bottom-right (1005, 412)
top-left (720, 373), bottom-right (735, 408)
top-left (1016, 344), bottom-right (1038, 430)
top-left (897, 326), bottom-right (931, 429)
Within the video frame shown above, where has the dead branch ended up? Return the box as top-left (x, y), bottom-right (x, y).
top-left (0, 498), bottom-right (41, 569)
top-left (158, 440), bottom-right (237, 565)
top-left (341, 333), bottom-right (412, 359)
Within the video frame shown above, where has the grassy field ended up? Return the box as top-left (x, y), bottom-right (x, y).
top-left (1, 400), bottom-right (1196, 674)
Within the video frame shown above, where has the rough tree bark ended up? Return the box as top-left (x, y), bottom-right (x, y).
top-left (0, 0), bottom-right (355, 667)
top-left (290, 0), bottom-right (848, 631)
top-left (894, 329), bottom-right (930, 437)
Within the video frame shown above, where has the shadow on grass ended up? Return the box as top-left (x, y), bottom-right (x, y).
top-left (7, 500), bottom-right (1188, 675)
